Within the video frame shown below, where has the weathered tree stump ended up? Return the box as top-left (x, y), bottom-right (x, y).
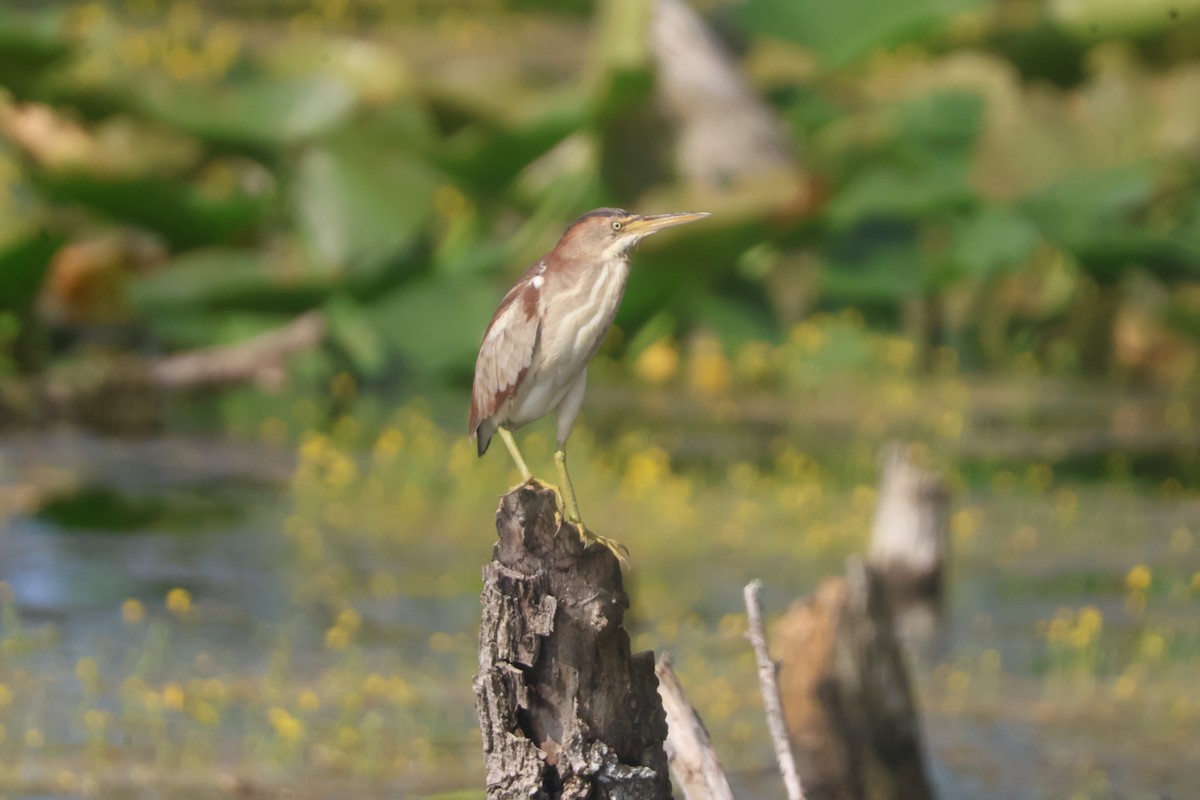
top-left (867, 443), bottom-right (950, 649)
top-left (474, 484), bottom-right (672, 800)
top-left (775, 557), bottom-right (936, 800)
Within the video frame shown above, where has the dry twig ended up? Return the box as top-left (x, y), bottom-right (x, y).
top-left (744, 579), bottom-right (806, 800)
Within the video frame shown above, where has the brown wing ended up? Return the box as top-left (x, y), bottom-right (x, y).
top-left (469, 269), bottom-right (542, 454)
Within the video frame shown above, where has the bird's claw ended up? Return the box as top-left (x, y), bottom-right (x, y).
top-left (509, 476), bottom-right (561, 501)
top-left (564, 519), bottom-right (629, 566)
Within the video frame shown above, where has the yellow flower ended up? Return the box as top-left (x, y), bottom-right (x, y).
top-left (0, 684), bottom-right (12, 709)
top-left (162, 683), bottom-right (185, 711)
top-left (121, 598), bottom-right (145, 625)
top-left (324, 626), bottom-right (350, 652)
top-left (622, 448), bottom-right (671, 497)
top-left (299, 433), bottom-right (332, 464)
top-left (372, 428), bottom-right (405, 464)
top-left (298, 690), bottom-right (321, 712)
top-left (268, 707), bottom-right (304, 742)
top-left (336, 608), bottom-right (361, 631)
top-left (323, 454), bottom-right (359, 490)
top-left (165, 587), bottom-right (191, 616)
top-left (1077, 606), bottom-right (1103, 634)
top-left (951, 508), bottom-right (980, 540)
top-left (687, 336), bottom-right (731, 396)
top-left (1126, 565), bottom-right (1151, 593)
top-left (1067, 625), bottom-right (1094, 650)
top-left (790, 322), bottom-right (826, 354)
top-left (634, 340), bottom-right (680, 386)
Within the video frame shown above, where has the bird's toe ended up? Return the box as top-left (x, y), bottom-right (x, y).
top-left (566, 520), bottom-right (629, 566)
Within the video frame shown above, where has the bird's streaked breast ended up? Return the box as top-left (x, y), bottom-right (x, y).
top-left (541, 256), bottom-right (630, 370)
top-left (502, 255), bottom-right (629, 428)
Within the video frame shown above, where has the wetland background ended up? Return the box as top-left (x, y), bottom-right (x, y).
top-left (1, 0), bottom-right (1199, 797)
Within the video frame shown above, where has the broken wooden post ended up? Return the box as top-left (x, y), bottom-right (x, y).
top-left (655, 655), bottom-right (735, 800)
top-left (774, 557), bottom-right (936, 800)
top-left (867, 443), bottom-right (950, 650)
top-left (473, 484), bottom-right (672, 800)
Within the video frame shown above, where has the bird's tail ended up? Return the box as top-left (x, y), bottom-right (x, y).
top-left (473, 418), bottom-right (497, 457)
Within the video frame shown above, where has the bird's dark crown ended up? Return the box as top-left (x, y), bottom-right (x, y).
top-left (570, 207), bottom-right (629, 227)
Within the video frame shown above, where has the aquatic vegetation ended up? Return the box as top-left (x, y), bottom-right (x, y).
top-left (2, 345), bottom-right (1197, 798)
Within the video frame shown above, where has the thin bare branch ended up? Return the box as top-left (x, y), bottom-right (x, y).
top-left (744, 579), bottom-right (806, 800)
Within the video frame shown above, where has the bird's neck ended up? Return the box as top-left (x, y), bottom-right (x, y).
top-left (549, 251), bottom-right (631, 342)
top-left (553, 248), bottom-right (631, 285)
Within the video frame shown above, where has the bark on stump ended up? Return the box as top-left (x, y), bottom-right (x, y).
top-left (474, 484), bottom-right (672, 800)
top-left (775, 557), bottom-right (935, 800)
top-left (867, 443), bottom-right (950, 650)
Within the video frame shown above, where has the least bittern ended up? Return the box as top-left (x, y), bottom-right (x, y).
top-left (469, 208), bottom-right (710, 554)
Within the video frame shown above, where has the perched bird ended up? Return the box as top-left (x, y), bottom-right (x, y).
top-left (470, 207), bottom-right (709, 552)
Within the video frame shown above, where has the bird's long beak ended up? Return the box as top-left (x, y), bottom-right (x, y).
top-left (623, 211), bottom-right (711, 236)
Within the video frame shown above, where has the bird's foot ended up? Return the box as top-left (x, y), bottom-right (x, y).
top-left (564, 518), bottom-right (629, 566)
top-left (509, 476), bottom-right (566, 512)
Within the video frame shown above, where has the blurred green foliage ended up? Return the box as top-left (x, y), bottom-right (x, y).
top-left (0, 0), bottom-right (1199, 407)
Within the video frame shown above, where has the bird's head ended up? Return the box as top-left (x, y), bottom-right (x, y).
top-left (555, 208), bottom-right (710, 263)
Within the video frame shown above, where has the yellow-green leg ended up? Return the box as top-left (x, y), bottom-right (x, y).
top-left (555, 446), bottom-right (628, 563)
top-left (499, 428), bottom-right (563, 507)
top-left (553, 447), bottom-right (581, 523)
top-left (498, 427), bottom-right (533, 482)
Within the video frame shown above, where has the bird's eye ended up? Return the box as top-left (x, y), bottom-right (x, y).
top-left (611, 220), bottom-right (623, 231)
